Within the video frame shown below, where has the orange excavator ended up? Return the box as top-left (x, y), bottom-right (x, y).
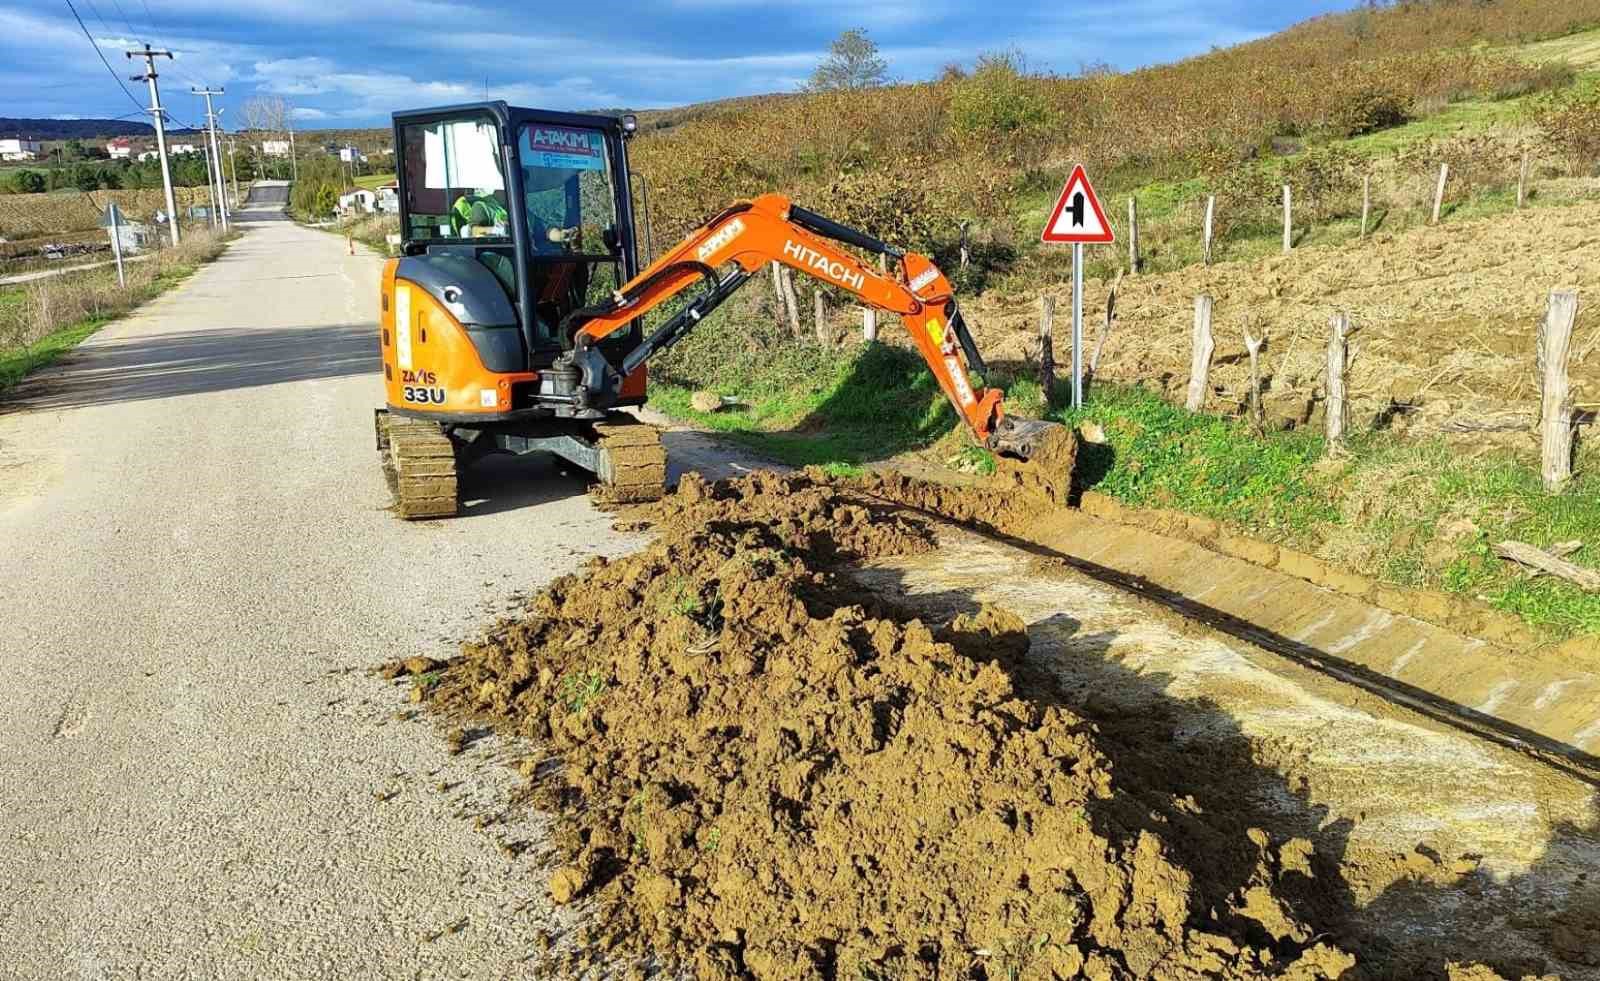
top-left (375, 102), bottom-right (1070, 517)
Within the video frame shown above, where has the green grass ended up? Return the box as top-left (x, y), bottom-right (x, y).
top-left (1508, 26), bottom-right (1600, 70)
top-left (353, 172), bottom-right (395, 190)
top-left (652, 339), bottom-right (956, 470)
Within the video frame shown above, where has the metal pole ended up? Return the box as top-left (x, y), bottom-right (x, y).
top-left (109, 202), bottom-right (126, 288)
top-left (227, 139), bottom-right (240, 209)
top-left (127, 44), bottom-right (179, 245)
top-left (1071, 242), bottom-right (1084, 408)
top-left (287, 114), bottom-right (298, 182)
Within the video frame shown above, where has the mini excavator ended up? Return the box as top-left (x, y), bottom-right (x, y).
top-left (376, 102), bottom-right (1070, 517)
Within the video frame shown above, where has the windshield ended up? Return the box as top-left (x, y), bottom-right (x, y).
top-left (399, 114), bottom-right (509, 242)
top-left (517, 123), bottom-right (618, 257)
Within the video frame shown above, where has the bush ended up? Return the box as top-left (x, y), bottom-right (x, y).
top-left (1534, 85), bottom-right (1600, 174)
top-left (1330, 85), bottom-right (1412, 137)
top-left (949, 52), bottom-right (1054, 151)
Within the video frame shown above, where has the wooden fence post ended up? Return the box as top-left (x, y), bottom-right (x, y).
top-left (1127, 197), bottom-right (1140, 274)
top-left (1431, 163), bottom-right (1449, 225)
top-left (778, 264), bottom-right (801, 337)
top-left (1282, 185), bottom-right (1293, 253)
top-left (1202, 195), bottom-right (1216, 265)
top-left (1039, 294), bottom-right (1056, 400)
top-left (1360, 175), bottom-right (1371, 238)
top-left (813, 289), bottom-right (828, 345)
top-left (1326, 313), bottom-right (1350, 446)
top-left (1244, 326), bottom-right (1268, 436)
top-left (1088, 267), bottom-right (1122, 383)
top-left (862, 307), bottom-right (878, 343)
top-left (1517, 153), bottom-right (1530, 210)
top-left (958, 221), bottom-right (971, 272)
top-left (1538, 290), bottom-right (1579, 491)
top-left (1186, 295), bottom-right (1215, 412)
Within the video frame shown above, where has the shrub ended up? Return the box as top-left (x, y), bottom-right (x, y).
top-left (949, 52), bottom-right (1054, 152)
top-left (1329, 85), bottom-right (1412, 137)
top-left (1534, 85), bottom-right (1600, 174)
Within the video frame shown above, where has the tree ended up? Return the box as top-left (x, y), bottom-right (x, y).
top-left (808, 29), bottom-right (888, 91)
top-left (242, 95), bottom-right (291, 179)
top-left (5, 169), bottom-right (45, 194)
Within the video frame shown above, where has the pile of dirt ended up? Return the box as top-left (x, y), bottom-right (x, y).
top-left (411, 469), bottom-right (1370, 978)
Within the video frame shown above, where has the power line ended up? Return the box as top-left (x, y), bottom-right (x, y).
top-left (106, 0), bottom-right (141, 40)
top-left (63, 0), bottom-right (144, 111)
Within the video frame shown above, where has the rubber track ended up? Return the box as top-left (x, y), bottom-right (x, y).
top-left (591, 418), bottom-right (666, 504)
top-left (379, 414), bottom-right (459, 519)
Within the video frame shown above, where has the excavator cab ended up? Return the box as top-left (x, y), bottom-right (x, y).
top-left (376, 101), bottom-right (1071, 520)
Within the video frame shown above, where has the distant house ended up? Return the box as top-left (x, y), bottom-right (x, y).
top-left (168, 142), bottom-right (203, 155)
top-left (137, 150), bottom-right (158, 162)
top-left (0, 137), bottom-right (41, 161)
top-left (376, 181), bottom-right (399, 213)
top-left (106, 137), bottom-right (135, 159)
top-left (338, 146), bottom-right (366, 164)
top-left (338, 188), bottom-right (378, 213)
top-left (261, 139), bottom-right (291, 157)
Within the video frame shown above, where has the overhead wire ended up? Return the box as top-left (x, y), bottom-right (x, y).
top-left (62, 0), bottom-right (146, 112)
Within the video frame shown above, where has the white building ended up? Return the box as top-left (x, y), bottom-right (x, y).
top-left (261, 139), bottom-right (291, 157)
top-left (376, 182), bottom-right (399, 213)
top-left (168, 142), bottom-right (203, 155)
top-left (339, 145), bottom-right (366, 164)
top-left (106, 137), bottom-right (135, 159)
top-left (338, 188), bottom-right (378, 213)
top-left (0, 137), bottom-right (41, 161)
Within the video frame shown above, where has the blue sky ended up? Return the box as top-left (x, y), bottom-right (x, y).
top-left (7, 0), bottom-right (1353, 130)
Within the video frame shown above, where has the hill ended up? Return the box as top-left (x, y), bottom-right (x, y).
top-left (0, 118), bottom-right (154, 140)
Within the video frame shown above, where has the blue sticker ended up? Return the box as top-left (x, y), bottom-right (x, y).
top-left (520, 126), bottom-right (605, 171)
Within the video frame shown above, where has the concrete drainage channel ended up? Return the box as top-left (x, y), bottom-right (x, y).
top-left (848, 517), bottom-right (1600, 976)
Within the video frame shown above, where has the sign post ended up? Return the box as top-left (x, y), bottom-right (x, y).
top-left (1041, 165), bottom-right (1114, 409)
top-left (105, 202), bottom-right (126, 289)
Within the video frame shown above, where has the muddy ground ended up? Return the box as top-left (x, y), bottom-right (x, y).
top-left (392, 469), bottom-right (1597, 979)
top-left (964, 197), bottom-right (1600, 433)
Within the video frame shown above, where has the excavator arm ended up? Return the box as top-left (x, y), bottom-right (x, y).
top-left (559, 192), bottom-right (1060, 460)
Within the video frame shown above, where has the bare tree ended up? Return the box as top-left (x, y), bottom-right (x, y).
top-left (808, 29), bottom-right (888, 92)
top-left (241, 96), bottom-right (289, 178)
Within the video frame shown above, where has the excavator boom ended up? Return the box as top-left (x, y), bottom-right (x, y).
top-left (559, 193), bottom-right (1054, 460)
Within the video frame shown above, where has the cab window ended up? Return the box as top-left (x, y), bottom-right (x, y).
top-left (399, 115), bottom-right (509, 242)
top-left (517, 124), bottom-right (618, 257)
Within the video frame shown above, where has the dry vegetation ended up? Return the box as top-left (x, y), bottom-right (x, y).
top-left (0, 226), bottom-right (232, 366)
top-left (0, 186), bottom-right (212, 240)
top-left (630, 0), bottom-right (1599, 268)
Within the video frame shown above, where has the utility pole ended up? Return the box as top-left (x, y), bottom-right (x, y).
top-left (192, 87), bottom-right (229, 232)
top-left (127, 43), bottom-right (180, 245)
top-left (226, 138), bottom-right (240, 209)
top-left (287, 110), bottom-right (298, 182)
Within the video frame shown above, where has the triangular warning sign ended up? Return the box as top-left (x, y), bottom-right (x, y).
top-left (1042, 164), bottom-right (1114, 244)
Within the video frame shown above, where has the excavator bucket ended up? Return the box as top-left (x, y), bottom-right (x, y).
top-left (988, 416), bottom-right (1078, 506)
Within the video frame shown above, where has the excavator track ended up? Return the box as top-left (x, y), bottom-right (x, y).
top-left (590, 417), bottom-right (667, 505)
top-left (377, 411), bottom-right (460, 520)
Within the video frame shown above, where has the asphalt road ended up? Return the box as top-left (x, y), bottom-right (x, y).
top-left (0, 202), bottom-right (754, 977)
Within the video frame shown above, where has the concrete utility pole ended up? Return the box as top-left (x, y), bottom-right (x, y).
top-left (193, 87), bottom-right (230, 232)
top-left (127, 43), bottom-right (180, 245)
top-left (287, 110), bottom-right (298, 182)
top-left (226, 138), bottom-right (240, 208)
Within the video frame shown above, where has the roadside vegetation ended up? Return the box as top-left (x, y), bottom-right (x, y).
top-left (0, 226), bottom-right (234, 392)
top-left (636, 2), bottom-right (1600, 641)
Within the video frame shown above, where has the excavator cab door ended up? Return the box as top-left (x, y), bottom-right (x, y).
top-left (393, 101), bottom-right (643, 376)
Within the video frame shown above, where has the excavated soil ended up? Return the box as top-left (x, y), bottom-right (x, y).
top-left (963, 199), bottom-right (1600, 434)
top-left (394, 469), bottom-right (1553, 979)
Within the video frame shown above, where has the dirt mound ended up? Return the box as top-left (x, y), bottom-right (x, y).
top-left (406, 469), bottom-right (1379, 978)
